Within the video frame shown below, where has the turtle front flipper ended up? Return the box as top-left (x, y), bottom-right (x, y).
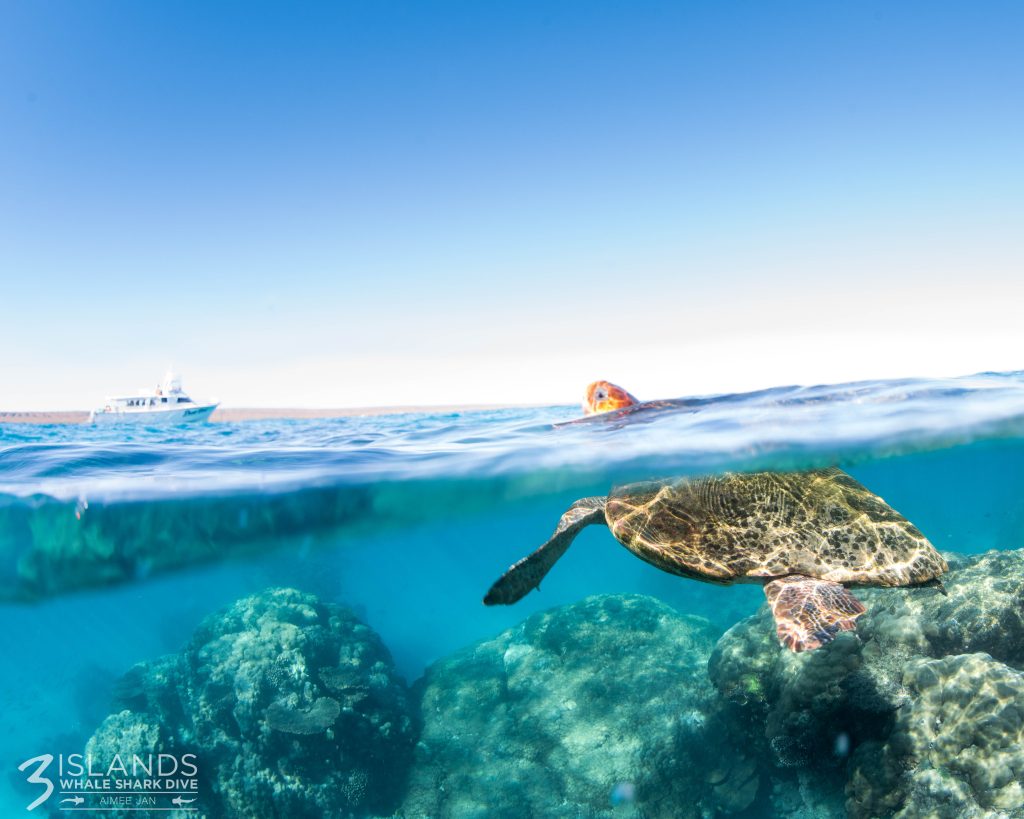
top-left (763, 575), bottom-right (866, 652)
top-left (484, 497), bottom-right (606, 605)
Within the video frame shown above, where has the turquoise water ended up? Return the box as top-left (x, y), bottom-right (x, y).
top-left (3, 371), bottom-right (1024, 817)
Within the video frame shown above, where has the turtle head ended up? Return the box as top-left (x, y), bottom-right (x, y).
top-left (583, 381), bottom-right (639, 415)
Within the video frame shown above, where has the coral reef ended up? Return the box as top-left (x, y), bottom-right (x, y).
top-left (399, 593), bottom-right (756, 818)
top-left (5, 488), bottom-right (371, 600)
top-left (848, 653), bottom-right (1024, 818)
top-left (75, 549), bottom-right (1024, 818)
top-left (710, 549), bottom-right (1024, 818)
top-left (84, 588), bottom-right (416, 819)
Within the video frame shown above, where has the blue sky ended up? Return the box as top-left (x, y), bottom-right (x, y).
top-left (2, 2), bottom-right (1023, 409)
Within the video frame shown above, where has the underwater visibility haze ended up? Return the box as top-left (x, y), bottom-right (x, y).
top-left (4, 371), bottom-right (1024, 817)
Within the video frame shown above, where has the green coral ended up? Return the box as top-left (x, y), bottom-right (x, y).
top-left (740, 673), bottom-right (764, 698)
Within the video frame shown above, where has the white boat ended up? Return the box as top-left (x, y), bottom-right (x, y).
top-left (89, 372), bottom-right (219, 424)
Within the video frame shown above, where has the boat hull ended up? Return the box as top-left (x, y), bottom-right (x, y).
top-left (89, 403), bottom-right (219, 425)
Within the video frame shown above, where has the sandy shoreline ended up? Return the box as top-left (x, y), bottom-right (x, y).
top-left (0, 405), bottom-right (535, 425)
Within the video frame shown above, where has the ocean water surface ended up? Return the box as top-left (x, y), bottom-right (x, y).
top-left (3, 371), bottom-right (1024, 817)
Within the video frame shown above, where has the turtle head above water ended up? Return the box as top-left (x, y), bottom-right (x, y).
top-left (583, 381), bottom-right (639, 415)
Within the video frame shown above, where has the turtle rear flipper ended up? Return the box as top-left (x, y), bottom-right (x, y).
top-left (484, 497), bottom-right (606, 605)
top-left (763, 575), bottom-right (866, 652)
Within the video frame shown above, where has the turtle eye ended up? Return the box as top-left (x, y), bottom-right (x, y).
top-left (596, 389), bottom-right (606, 400)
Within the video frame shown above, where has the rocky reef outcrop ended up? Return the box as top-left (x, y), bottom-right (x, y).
top-left (76, 548), bottom-right (1024, 818)
top-left (84, 588), bottom-right (416, 818)
top-left (848, 652), bottom-right (1024, 818)
top-left (399, 593), bottom-right (757, 818)
top-left (6, 488), bottom-right (372, 601)
top-left (710, 549), bottom-right (1024, 818)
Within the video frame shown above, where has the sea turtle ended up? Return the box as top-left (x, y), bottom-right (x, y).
top-left (484, 468), bottom-right (947, 651)
top-left (584, 380), bottom-right (639, 415)
top-left (579, 380), bottom-right (699, 421)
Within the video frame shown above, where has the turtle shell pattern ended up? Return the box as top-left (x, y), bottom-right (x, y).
top-left (605, 468), bottom-right (947, 587)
